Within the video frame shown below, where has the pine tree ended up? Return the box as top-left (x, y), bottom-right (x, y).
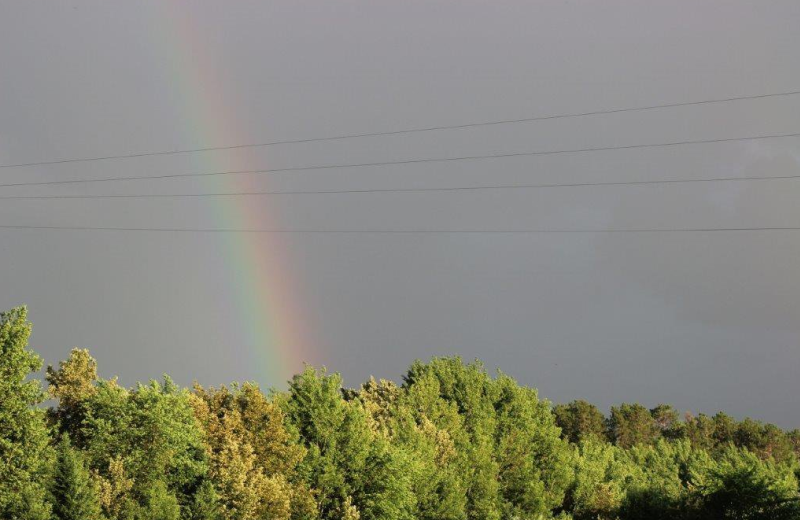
top-left (51, 436), bottom-right (102, 520)
top-left (554, 400), bottom-right (607, 443)
top-left (191, 481), bottom-right (222, 520)
top-left (608, 403), bottom-right (658, 448)
top-left (140, 480), bottom-right (180, 520)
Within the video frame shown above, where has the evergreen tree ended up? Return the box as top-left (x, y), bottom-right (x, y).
top-left (554, 400), bottom-right (607, 443)
top-left (683, 412), bottom-right (716, 452)
top-left (695, 448), bottom-right (800, 520)
top-left (712, 412), bottom-right (736, 446)
top-left (608, 404), bottom-right (658, 448)
top-left (650, 404), bottom-right (683, 439)
top-left (51, 436), bottom-right (102, 520)
top-left (190, 481), bottom-right (222, 520)
top-left (140, 480), bottom-right (180, 520)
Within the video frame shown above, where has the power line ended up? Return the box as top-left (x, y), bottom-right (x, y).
top-left (1, 225), bottom-right (799, 234)
top-left (2, 173), bottom-right (800, 200)
top-left (1, 89), bottom-right (799, 169)
top-left (1, 131), bottom-right (798, 189)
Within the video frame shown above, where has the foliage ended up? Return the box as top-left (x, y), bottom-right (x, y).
top-left (608, 403), bottom-right (660, 448)
top-left (46, 349), bottom-right (208, 517)
top-left (693, 447), bottom-right (800, 519)
top-left (282, 366), bottom-right (415, 520)
top-left (0, 306), bottom-right (52, 519)
top-left (190, 382), bottom-right (307, 520)
top-left (51, 436), bottom-right (102, 520)
top-left (401, 358), bottom-right (573, 519)
top-left (554, 400), bottom-right (607, 444)
top-left (3, 307), bottom-right (800, 519)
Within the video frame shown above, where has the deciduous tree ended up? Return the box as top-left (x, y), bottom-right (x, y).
top-left (0, 307), bottom-right (52, 519)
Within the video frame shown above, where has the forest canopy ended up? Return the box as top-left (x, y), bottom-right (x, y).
top-left (2, 306), bottom-right (799, 520)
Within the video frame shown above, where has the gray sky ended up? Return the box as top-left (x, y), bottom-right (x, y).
top-left (1, 1), bottom-right (799, 427)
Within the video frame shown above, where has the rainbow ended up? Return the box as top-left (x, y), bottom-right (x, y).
top-left (151, 5), bottom-right (315, 386)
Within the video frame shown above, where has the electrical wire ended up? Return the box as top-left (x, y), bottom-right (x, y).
top-left (1, 225), bottom-right (799, 234)
top-left (2, 173), bottom-right (800, 200)
top-left (2, 89), bottom-right (798, 169)
top-left (1, 131), bottom-right (798, 189)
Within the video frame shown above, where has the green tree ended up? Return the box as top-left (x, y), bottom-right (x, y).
top-left (712, 412), bottom-right (736, 446)
top-left (48, 349), bottom-right (208, 516)
top-left (190, 382), bottom-right (310, 520)
top-left (283, 366), bottom-right (415, 520)
top-left (554, 400), bottom-right (607, 443)
top-left (695, 448), bottom-right (800, 519)
top-left (787, 429), bottom-right (800, 457)
top-left (190, 481), bottom-right (222, 520)
top-left (402, 358), bottom-right (573, 519)
top-left (650, 404), bottom-right (683, 440)
top-left (403, 358), bottom-right (502, 520)
top-left (0, 306), bottom-right (52, 519)
top-left (126, 378), bottom-right (208, 496)
top-left (51, 436), bottom-right (102, 520)
top-left (567, 439), bottom-right (634, 520)
top-left (731, 418), bottom-right (795, 462)
top-left (608, 404), bottom-right (657, 448)
top-left (354, 377), bottom-right (467, 520)
top-left (684, 413), bottom-right (716, 452)
top-left (140, 480), bottom-right (180, 520)
top-left (493, 373), bottom-right (573, 517)
top-left (46, 348), bottom-right (98, 437)
top-left (10, 307), bottom-right (800, 520)
top-left (619, 439), bottom-right (709, 520)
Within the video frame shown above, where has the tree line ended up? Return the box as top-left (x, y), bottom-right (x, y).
top-left (2, 306), bottom-right (799, 519)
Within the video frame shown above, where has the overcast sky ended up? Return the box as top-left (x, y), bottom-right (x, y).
top-left (1, 1), bottom-right (799, 427)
